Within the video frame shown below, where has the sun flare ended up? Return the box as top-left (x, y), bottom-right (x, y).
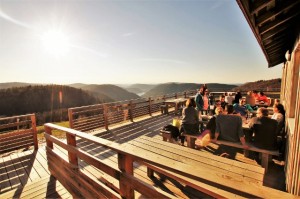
top-left (41, 30), bottom-right (70, 56)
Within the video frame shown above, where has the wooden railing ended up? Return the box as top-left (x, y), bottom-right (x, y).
top-left (68, 90), bottom-right (197, 132)
top-left (44, 123), bottom-right (175, 198)
top-left (0, 114), bottom-right (38, 154)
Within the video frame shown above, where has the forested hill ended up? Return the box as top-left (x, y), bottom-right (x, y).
top-left (0, 85), bottom-right (100, 117)
top-left (69, 84), bottom-right (140, 101)
top-left (231, 78), bottom-right (281, 92)
top-left (0, 82), bottom-right (34, 89)
top-left (143, 83), bottom-right (237, 97)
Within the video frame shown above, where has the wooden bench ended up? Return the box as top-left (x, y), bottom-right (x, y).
top-left (160, 130), bottom-right (201, 148)
top-left (214, 140), bottom-right (280, 172)
top-left (181, 133), bottom-right (201, 148)
top-left (160, 130), bottom-right (173, 142)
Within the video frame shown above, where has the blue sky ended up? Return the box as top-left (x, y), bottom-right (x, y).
top-left (0, 0), bottom-right (282, 85)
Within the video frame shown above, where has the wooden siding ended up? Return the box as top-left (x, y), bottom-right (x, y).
top-left (282, 40), bottom-right (300, 195)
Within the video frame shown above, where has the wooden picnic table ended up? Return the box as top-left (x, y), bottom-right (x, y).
top-left (127, 136), bottom-right (296, 198)
top-left (164, 98), bottom-right (187, 115)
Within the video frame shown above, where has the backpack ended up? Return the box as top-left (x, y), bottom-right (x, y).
top-left (163, 124), bottom-right (180, 139)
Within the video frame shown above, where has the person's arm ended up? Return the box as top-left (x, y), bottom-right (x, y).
top-left (212, 132), bottom-right (219, 143)
top-left (237, 117), bottom-right (248, 148)
top-left (240, 136), bottom-right (249, 149)
top-left (212, 117), bottom-right (220, 142)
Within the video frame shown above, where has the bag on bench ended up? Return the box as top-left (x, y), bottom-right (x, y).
top-left (195, 129), bottom-right (211, 147)
top-left (162, 125), bottom-right (180, 139)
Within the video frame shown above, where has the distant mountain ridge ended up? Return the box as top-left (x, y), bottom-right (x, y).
top-left (231, 78), bottom-right (281, 92)
top-left (69, 83), bottom-right (139, 102)
top-left (0, 82), bottom-right (36, 89)
top-left (142, 83), bottom-right (237, 97)
top-left (121, 84), bottom-right (157, 95)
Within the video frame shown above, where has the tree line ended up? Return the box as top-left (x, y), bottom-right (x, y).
top-left (0, 85), bottom-right (101, 125)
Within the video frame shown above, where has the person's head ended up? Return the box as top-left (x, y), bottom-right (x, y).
top-left (274, 99), bottom-right (280, 105)
top-left (225, 104), bottom-right (234, 114)
top-left (186, 98), bottom-right (196, 108)
top-left (204, 89), bottom-right (209, 95)
top-left (259, 91), bottom-right (265, 96)
top-left (247, 91), bottom-right (252, 96)
top-left (215, 107), bottom-right (223, 115)
top-left (220, 95), bottom-right (225, 102)
top-left (215, 100), bottom-right (221, 107)
top-left (239, 98), bottom-right (246, 106)
top-left (273, 103), bottom-right (285, 115)
top-left (257, 108), bottom-right (268, 117)
top-left (253, 90), bottom-right (258, 94)
top-left (224, 92), bottom-right (228, 96)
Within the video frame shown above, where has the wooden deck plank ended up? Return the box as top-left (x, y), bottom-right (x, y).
top-left (16, 150), bottom-right (40, 182)
top-left (2, 155), bottom-right (22, 190)
top-left (0, 157), bottom-right (12, 193)
top-left (9, 153), bottom-right (30, 187)
top-left (32, 149), bottom-right (50, 177)
top-left (1, 176), bottom-right (68, 199)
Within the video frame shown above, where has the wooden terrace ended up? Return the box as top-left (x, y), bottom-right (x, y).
top-left (0, 111), bottom-right (293, 198)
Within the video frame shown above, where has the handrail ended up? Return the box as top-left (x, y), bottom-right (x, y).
top-left (44, 123), bottom-right (176, 198)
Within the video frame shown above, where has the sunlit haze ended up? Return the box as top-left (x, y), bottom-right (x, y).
top-left (0, 0), bottom-right (282, 85)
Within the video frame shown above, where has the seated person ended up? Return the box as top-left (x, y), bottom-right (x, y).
top-left (206, 107), bottom-right (223, 139)
top-left (246, 91), bottom-right (256, 108)
top-left (271, 103), bottom-right (285, 136)
top-left (249, 108), bottom-right (278, 150)
top-left (257, 91), bottom-right (269, 105)
top-left (233, 98), bottom-right (253, 117)
top-left (212, 110), bottom-right (248, 148)
top-left (220, 95), bottom-right (227, 110)
top-left (180, 98), bottom-right (199, 145)
top-left (212, 99), bottom-right (222, 115)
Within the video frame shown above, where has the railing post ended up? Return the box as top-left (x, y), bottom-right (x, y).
top-left (31, 114), bottom-right (38, 150)
top-left (66, 133), bottom-right (78, 168)
top-left (129, 100), bottom-right (134, 122)
top-left (103, 104), bottom-right (109, 130)
top-left (149, 97), bottom-right (152, 116)
top-left (184, 91), bottom-right (187, 98)
top-left (118, 153), bottom-right (134, 199)
top-left (68, 109), bottom-right (74, 129)
top-left (44, 125), bottom-right (53, 150)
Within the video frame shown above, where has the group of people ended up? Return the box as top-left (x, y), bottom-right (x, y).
top-left (178, 86), bottom-right (286, 152)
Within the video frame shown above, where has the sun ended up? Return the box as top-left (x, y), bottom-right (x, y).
top-left (41, 30), bottom-right (70, 56)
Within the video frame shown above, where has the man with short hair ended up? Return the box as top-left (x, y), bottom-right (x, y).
top-left (249, 108), bottom-right (278, 150)
top-left (212, 109), bottom-right (248, 148)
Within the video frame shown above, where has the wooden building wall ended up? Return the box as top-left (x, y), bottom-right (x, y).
top-left (281, 39), bottom-right (300, 196)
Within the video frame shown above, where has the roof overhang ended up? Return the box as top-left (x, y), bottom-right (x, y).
top-left (236, 0), bottom-right (300, 67)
